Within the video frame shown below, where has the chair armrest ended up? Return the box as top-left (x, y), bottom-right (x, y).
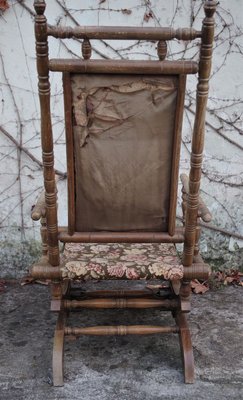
top-left (180, 173), bottom-right (212, 223)
top-left (31, 190), bottom-right (46, 221)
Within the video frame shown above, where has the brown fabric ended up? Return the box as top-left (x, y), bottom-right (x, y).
top-left (71, 74), bottom-right (179, 232)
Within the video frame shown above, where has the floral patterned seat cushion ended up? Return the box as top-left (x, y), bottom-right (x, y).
top-left (61, 243), bottom-right (183, 281)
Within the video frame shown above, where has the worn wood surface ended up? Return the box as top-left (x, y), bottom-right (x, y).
top-left (49, 59), bottom-right (198, 75)
top-left (180, 173), bottom-right (212, 223)
top-left (30, 261), bottom-right (211, 281)
top-left (175, 311), bottom-right (195, 383)
top-left (64, 325), bottom-right (179, 336)
top-left (63, 73), bottom-right (75, 235)
top-left (47, 25), bottom-right (202, 41)
top-left (58, 229), bottom-right (185, 243)
top-left (34, 0), bottom-right (59, 266)
top-left (63, 298), bottom-right (179, 310)
top-left (32, 0), bottom-right (217, 387)
top-left (168, 74), bottom-right (186, 236)
top-left (183, 1), bottom-right (217, 267)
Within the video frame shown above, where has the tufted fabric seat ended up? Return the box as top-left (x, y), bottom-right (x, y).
top-left (61, 242), bottom-right (183, 281)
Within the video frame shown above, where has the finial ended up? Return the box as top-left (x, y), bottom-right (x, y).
top-left (34, 0), bottom-right (46, 15)
top-left (204, 1), bottom-right (217, 18)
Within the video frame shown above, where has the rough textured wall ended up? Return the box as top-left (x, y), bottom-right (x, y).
top-left (0, 0), bottom-right (242, 277)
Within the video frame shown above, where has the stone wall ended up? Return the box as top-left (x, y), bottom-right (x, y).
top-left (0, 0), bottom-right (242, 277)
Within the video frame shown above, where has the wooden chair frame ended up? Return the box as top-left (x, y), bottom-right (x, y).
top-left (31, 0), bottom-right (217, 386)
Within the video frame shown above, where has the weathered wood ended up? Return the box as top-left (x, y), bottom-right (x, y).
top-left (157, 40), bottom-right (167, 60)
top-left (168, 74), bottom-right (186, 236)
top-left (64, 298), bottom-right (179, 310)
top-left (180, 173), bottom-right (212, 222)
top-left (82, 38), bottom-right (92, 59)
top-left (31, 263), bottom-right (61, 279)
top-left (69, 288), bottom-right (169, 298)
top-left (31, 189), bottom-right (48, 256)
top-left (31, 190), bottom-right (46, 220)
top-left (179, 281), bottom-right (191, 312)
top-left (40, 215), bottom-right (48, 257)
top-left (175, 312), bottom-right (194, 384)
top-left (58, 229), bottom-right (185, 243)
top-left (63, 73), bottom-right (75, 235)
top-left (47, 25), bottom-right (202, 41)
top-left (30, 262), bottom-right (211, 281)
top-left (34, 0), bottom-right (59, 265)
top-left (194, 218), bottom-right (201, 257)
top-left (183, 1), bottom-right (217, 267)
top-left (49, 59), bottom-right (199, 75)
top-left (181, 183), bottom-right (187, 223)
top-left (65, 325), bottom-right (179, 336)
top-left (31, 0), bottom-right (217, 387)
top-left (53, 310), bottom-right (66, 386)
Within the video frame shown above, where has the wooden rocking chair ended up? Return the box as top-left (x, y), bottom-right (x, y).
top-left (31, 0), bottom-right (216, 386)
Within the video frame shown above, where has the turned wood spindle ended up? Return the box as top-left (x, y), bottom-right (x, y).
top-left (183, 0), bottom-right (217, 267)
top-left (34, 0), bottom-right (60, 266)
top-left (157, 40), bottom-right (167, 60)
top-left (181, 185), bottom-right (187, 224)
top-left (82, 38), bottom-right (92, 60)
top-left (40, 215), bottom-right (48, 256)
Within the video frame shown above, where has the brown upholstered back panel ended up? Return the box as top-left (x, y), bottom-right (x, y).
top-left (70, 74), bottom-right (179, 232)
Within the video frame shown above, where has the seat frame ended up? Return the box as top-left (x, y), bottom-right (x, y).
top-left (31, 0), bottom-right (217, 386)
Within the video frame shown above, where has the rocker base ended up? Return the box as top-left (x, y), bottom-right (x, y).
top-left (52, 286), bottom-right (194, 386)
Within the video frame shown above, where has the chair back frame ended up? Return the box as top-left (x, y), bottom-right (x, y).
top-left (33, 0), bottom-right (217, 269)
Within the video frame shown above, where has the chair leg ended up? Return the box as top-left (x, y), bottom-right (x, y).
top-left (53, 310), bottom-right (66, 386)
top-left (175, 311), bottom-right (195, 384)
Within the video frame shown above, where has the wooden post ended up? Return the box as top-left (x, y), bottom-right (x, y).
top-left (183, 1), bottom-right (217, 266)
top-left (34, 0), bottom-right (59, 265)
top-left (40, 215), bottom-right (48, 256)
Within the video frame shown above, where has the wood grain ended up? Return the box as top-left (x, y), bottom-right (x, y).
top-left (64, 325), bottom-right (179, 336)
top-left (63, 73), bottom-right (75, 235)
top-left (183, 1), bottom-right (217, 267)
top-left (47, 25), bottom-right (202, 41)
top-left (58, 229), bottom-right (185, 243)
top-left (49, 59), bottom-right (198, 75)
top-left (34, 0), bottom-right (59, 265)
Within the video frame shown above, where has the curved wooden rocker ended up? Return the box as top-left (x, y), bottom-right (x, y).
top-left (53, 311), bottom-right (66, 387)
top-left (175, 311), bottom-right (194, 384)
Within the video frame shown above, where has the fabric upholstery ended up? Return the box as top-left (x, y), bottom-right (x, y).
top-left (71, 74), bottom-right (179, 232)
top-left (61, 242), bottom-right (183, 281)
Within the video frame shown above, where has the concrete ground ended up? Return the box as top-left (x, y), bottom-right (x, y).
top-left (0, 282), bottom-right (242, 400)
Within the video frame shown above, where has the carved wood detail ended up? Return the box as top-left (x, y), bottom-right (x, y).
top-left (47, 25), bottom-right (202, 41)
top-left (31, 0), bottom-right (217, 387)
top-left (157, 40), bottom-right (167, 60)
top-left (34, 0), bottom-right (59, 266)
top-left (183, 1), bottom-right (217, 267)
top-left (64, 298), bottom-right (179, 310)
top-left (82, 38), bottom-right (92, 59)
top-left (64, 325), bottom-right (179, 336)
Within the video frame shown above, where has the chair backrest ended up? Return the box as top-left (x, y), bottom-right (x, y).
top-left (66, 73), bottom-right (184, 234)
top-left (33, 0), bottom-right (217, 267)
